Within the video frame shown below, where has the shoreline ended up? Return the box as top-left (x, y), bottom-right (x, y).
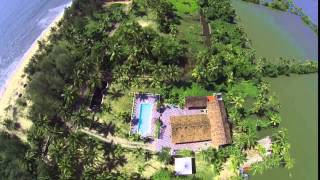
top-left (0, 10), bottom-right (65, 135)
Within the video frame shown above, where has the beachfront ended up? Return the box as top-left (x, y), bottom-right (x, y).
top-left (0, 10), bottom-right (66, 139)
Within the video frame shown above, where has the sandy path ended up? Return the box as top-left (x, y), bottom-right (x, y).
top-left (79, 128), bottom-right (155, 151)
top-left (0, 11), bottom-right (66, 138)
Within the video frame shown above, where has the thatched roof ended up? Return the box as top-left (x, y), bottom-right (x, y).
top-left (170, 114), bottom-right (211, 144)
top-left (207, 96), bottom-right (232, 148)
top-left (185, 96), bottom-right (208, 109)
top-left (170, 95), bottom-right (232, 148)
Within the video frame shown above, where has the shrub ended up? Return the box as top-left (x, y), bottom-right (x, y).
top-left (157, 147), bottom-right (172, 164)
top-left (151, 168), bottom-right (172, 180)
top-left (154, 118), bottom-right (162, 138)
top-left (2, 118), bottom-right (20, 130)
top-left (176, 149), bottom-right (194, 157)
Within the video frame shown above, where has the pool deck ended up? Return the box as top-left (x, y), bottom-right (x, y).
top-left (131, 94), bottom-right (212, 152)
top-left (131, 94), bottom-right (160, 137)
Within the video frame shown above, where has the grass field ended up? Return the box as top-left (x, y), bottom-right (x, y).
top-left (195, 153), bottom-right (217, 179)
top-left (175, 9), bottom-right (205, 81)
top-left (98, 83), bottom-right (161, 138)
top-left (169, 0), bottom-right (199, 14)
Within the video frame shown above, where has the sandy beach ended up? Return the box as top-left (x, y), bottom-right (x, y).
top-left (0, 10), bottom-right (65, 139)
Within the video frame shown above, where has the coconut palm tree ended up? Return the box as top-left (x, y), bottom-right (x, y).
top-left (268, 113), bottom-right (282, 127)
top-left (62, 85), bottom-right (77, 109)
top-left (228, 108), bottom-right (241, 125)
top-left (58, 154), bottom-right (74, 179)
top-left (229, 93), bottom-right (245, 110)
top-left (250, 162), bottom-right (265, 175)
top-left (71, 107), bottom-right (93, 128)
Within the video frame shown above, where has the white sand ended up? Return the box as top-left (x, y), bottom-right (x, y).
top-left (0, 11), bottom-right (65, 139)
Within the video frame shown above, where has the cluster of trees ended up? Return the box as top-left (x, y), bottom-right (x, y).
top-left (160, 83), bottom-right (210, 107)
top-left (0, 132), bottom-right (34, 179)
top-left (199, 0), bottom-right (236, 23)
top-left (242, 0), bottom-right (289, 11)
top-left (257, 57), bottom-right (318, 77)
top-left (145, 0), bottom-right (179, 33)
top-left (251, 129), bottom-right (294, 175)
top-left (264, 0), bottom-right (290, 11)
top-left (109, 21), bottom-right (187, 88)
top-left (193, 0), bottom-right (301, 177)
top-left (3, 0), bottom-right (315, 178)
top-left (18, 0), bottom-right (137, 178)
top-left (192, 20), bottom-right (257, 91)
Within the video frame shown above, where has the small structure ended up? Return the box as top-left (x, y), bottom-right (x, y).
top-left (89, 81), bottom-right (108, 111)
top-left (185, 96), bottom-right (208, 110)
top-left (174, 157), bottom-right (196, 175)
top-left (170, 95), bottom-right (232, 149)
top-left (241, 136), bottom-right (272, 172)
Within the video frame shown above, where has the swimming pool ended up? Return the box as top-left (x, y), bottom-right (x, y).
top-left (138, 103), bottom-right (153, 137)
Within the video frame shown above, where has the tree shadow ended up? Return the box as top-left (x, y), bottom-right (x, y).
top-left (90, 121), bottom-right (116, 136)
top-left (132, 117), bottom-right (139, 126)
top-left (137, 93), bottom-right (149, 100)
top-left (109, 89), bottom-right (124, 100)
top-left (102, 143), bottom-right (128, 171)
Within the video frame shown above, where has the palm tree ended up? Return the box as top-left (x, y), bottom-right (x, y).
top-left (228, 108), bottom-right (241, 125)
top-left (284, 153), bottom-right (294, 169)
top-left (268, 113), bottom-right (282, 127)
top-left (251, 96), bottom-right (267, 116)
top-left (157, 147), bottom-right (171, 164)
top-left (229, 94), bottom-right (245, 110)
top-left (250, 162), bottom-right (265, 175)
top-left (62, 85), bottom-right (76, 108)
top-left (236, 131), bottom-right (257, 149)
top-left (135, 147), bottom-right (145, 159)
top-left (259, 81), bottom-right (270, 96)
top-left (71, 107), bottom-right (93, 128)
top-left (137, 164), bottom-right (145, 174)
top-left (58, 154), bottom-right (74, 179)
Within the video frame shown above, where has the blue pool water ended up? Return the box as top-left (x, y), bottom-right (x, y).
top-left (138, 103), bottom-right (153, 137)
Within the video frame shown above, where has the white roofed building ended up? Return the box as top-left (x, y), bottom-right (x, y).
top-left (174, 157), bottom-right (196, 175)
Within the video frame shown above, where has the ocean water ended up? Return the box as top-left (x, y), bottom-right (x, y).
top-left (0, 0), bottom-right (72, 95)
top-left (292, 0), bottom-right (318, 25)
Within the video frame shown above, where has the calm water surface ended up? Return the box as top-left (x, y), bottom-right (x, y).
top-left (292, 0), bottom-right (318, 25)
top-left (232, 1), bottom-right (318, 180)
top-left (232, 0), bottom-right (318, 60)
top-left (253, 74), bottom-right (318, 180)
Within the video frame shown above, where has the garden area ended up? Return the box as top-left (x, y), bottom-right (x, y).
top-left (0, 0), bottom-right (317, 179)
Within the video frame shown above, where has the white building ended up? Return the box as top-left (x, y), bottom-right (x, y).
top-left (174, 157), bottom-right (195, 175)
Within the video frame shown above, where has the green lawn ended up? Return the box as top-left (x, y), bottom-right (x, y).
top-left (195, 153), bottom-right (217, 179)
top-left (175, 11), bottom-right (205, 80)
top-left (169, 0), bottom-right (199, 14)
top-left (229, 81), bottom-right (259, 98)
top-left (97, 83), bottom-right (161, 138)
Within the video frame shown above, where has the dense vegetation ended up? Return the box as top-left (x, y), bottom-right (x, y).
top-left (242, 0), bottom-right (289, 11)
top-left (0, 132), bottom-right (33, 179)
top-left (1, 0), bottom-right (317, 179)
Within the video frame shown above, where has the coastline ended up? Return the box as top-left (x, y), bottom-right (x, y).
top-left (0, 10), bottom-right (65, 136)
